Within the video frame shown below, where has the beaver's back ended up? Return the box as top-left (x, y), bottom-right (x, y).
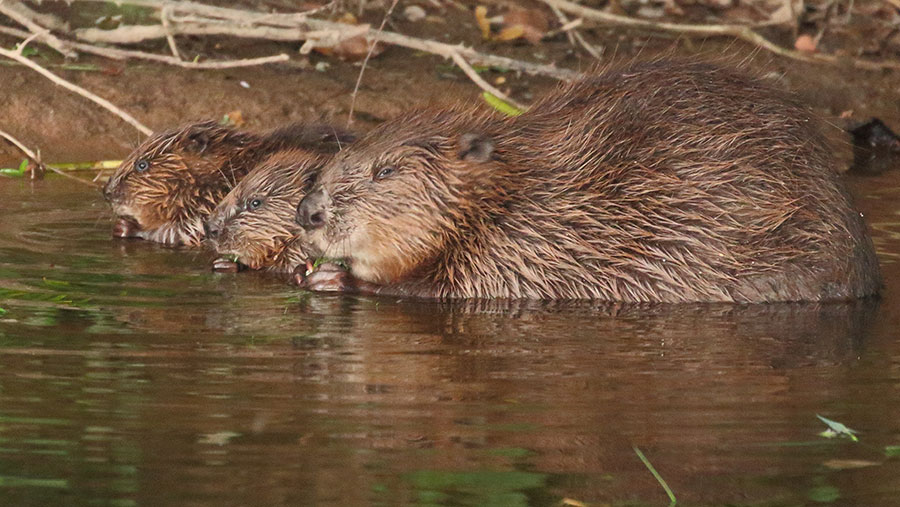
top-left (437, 61), bottom-right (881, 302)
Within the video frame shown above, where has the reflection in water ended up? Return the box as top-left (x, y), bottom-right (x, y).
top-left (1, 177), bottom-right (899, 505)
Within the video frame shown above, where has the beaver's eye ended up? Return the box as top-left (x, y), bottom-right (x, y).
top-left (134, 159), bottom-right (150, 173)
top-left (374, 166), bottom-right (395, 181)
top-left (246, 198), bottom-right (263, 211)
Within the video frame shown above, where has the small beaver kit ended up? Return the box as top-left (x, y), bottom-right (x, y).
top-left (295, 60), bottom-right (882, 303)
top-left (103, 120), bottom-right (353, 246)
top-left (206, 149), bottom-right (325, 273)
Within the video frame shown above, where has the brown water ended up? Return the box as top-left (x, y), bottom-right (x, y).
top-left (1, 174), bottom-right (899, 506)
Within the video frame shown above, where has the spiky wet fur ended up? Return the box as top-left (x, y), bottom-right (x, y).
top-left (208, 150), bottom-right (324, 272)
top-left (305, 60), bottom-right (881, 302)
top-left (104, 120), bottom-right (353, 246)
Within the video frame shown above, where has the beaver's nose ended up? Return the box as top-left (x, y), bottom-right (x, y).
top-left (204, 220), bottom-right (219, 240)
top-left (102, 180), bottom-right (115, 202)
top-left (296, 189), bottom-right (328, 230)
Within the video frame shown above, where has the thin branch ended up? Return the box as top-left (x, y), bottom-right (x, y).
top-left (76, 22), bottom-right (313, 43)
top-left (348, 0), bottom-right (400, 126)
top-left (0, 44), bottom-right (153, 136)
top-left (0, 0), bottom-right (77, 58)
top-left (160, 5), bottom-right (183, 60)
top-left (547, 4), bottom-right (603, 60)
top-left (0, 127), bottom-right (100, 187)
top-left (1, 0), bottom-right (69, 31)
top-left (0, 25), bottom-right (289, 69)
top-left (449, 50), bottom-right (526, 110)
top-left (542, 0), bottom-right (900, 71)
top-left (0, 127), bottom-right (38, 160)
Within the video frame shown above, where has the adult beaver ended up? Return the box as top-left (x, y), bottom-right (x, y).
top-left (206, 149), bottom-right (323, 273)
top-left (296, 60), bottom-right (881, 303)
top-left (103, 120), bottom-right (353, 246)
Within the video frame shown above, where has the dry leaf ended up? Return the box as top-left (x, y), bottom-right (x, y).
top-left (768, 0), bottom-right (803, 25)
top-left (337, 12), bottom-right (357, 24)
top-left (794, 34), bottom-right (818, 53)
top-left (224, 110), bottom-right (244, 126)
top-left (663, 0), bottom-right (685, 16)
top-left (475, 6), bottom-right (491, 40)
top-left (404, 5), bottom-right (426, 22)
top-left (315, 35), bottom-right (384, 61)
top-left (312, 13), bottom-right (383, 61)
top-left (502, 7), bottom-right (549, 44)
top-left (495, 25), bottom-right (525, 42)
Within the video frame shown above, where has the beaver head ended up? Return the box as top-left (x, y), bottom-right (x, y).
top-left (207, 149), bottom-right (322, 272)
top-left (103, 121), bottom-right (263, 246)
top-left (296, 109), bottom-right (500, 284)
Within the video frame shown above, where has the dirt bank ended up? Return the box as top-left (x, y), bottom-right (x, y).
top-left (1, 3), bottom-right (899, 170)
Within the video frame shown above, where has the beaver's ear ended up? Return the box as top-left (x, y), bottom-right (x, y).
top-left (186, 130), bottom-right (210, 153)
top-left (457, 133), bottom-right (494, 163)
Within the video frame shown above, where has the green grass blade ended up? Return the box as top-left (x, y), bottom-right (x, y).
top-left (634, 446), bottom-right (676, 506)
top-left (482, 91), bottom-right (524, 116)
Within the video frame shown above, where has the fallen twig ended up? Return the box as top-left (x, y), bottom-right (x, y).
top-left (67, 0), bottom-right (579, 80)
top-left (1, 0), bottom-right (68, 31)
top-left (160, 5), bottom-right (183, 60)
top-left (0, 38), bottom-right (153, 136)
top-left (546, 3), bottom-right (603, 60)
top-left (0, 0), bottom-right (77, 58)
top-left (542, 0), bottom-right (900, 71)
top-left (0, 127), bottom-right (38, 161)
top-left (77, 19), bottom-right (579, 79)
top-left (0, 25), bottom-right (289, 69)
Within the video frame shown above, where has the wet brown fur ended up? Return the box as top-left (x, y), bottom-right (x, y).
top-left (103, 120), bottom-right (353, 246)
top-left (207, 149), bottom-right (324, 272)
top-left (302, 60), bottom-right (882, 302)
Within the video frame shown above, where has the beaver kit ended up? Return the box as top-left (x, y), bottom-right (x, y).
top-left (103, 120), bottom-right (353, 246)
top-left (206, 149), bottom-right (325, 273)
top-left (295, 60), bottom-right (882, 303)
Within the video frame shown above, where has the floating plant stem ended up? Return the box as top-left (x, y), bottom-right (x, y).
top-left (634, 446), bottom-right (676, 506)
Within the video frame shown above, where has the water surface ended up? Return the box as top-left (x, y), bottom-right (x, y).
top-left (1, 175), bottom-right (899, 506)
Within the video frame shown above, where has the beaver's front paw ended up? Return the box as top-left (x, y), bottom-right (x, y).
top-left (112, 217), bottom-right (140, 239)
top-left (212, 256), bottom-right (245, 273)
top-left (293, 262), bottom-right (353, 292)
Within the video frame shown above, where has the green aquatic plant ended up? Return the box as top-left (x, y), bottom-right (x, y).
top-left (817, 414), bottom-right (859, 442)
top-left (1, 159), bottom-right (120, 177)
top-left (482, 91), bottom-right (524, 116)
top-left (0, 159), bottom-right (28, 177)
top-left (634, 446), bottom-right (676, 506)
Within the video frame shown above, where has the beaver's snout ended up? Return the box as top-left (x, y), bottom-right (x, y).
top-left (102, 179), bottom-right (117, 203)
top-left (296, 188), bottom-right (328, 230)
